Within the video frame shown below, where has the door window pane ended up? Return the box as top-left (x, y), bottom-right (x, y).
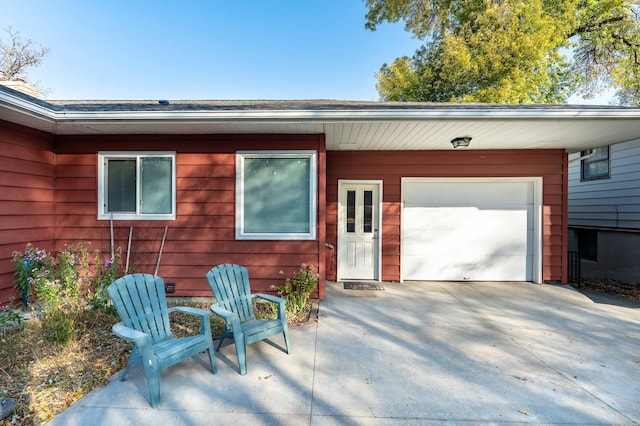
top-left (346, 190), bottom-right (356, 233)
top-left (363, 190), bottom-right (373, 233)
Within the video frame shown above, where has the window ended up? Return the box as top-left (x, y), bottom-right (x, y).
top-left (236, 151), bottom-right (317, 240)
top-left (581, 146), bottom-right (609, 180)
top-left (578, 229), bottom-right (597, 262)
top-left (98, 152), bottom-right (176, 220)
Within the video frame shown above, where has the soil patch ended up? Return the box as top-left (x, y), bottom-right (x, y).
top-left (574, 279), bottom-right (640, 301)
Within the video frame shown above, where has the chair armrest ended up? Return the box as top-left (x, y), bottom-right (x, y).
top-left (112, 322), bottom-right (152, 347)
top-left (168, 306), bottom-right (212, 335)
top-left (253, 293), bottom-right (285, 305)
top-left (210, 304), bottom-right (242, 331)
top-left (169, 306), bottom-right (211, 320)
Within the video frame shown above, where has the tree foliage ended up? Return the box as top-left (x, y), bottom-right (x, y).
top-left (365, 0), bottom-right (640, 105)
top-left (0, 27), bottom-right (50, 81)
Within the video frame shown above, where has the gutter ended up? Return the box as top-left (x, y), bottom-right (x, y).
top-left (3, 86), bottom-right (640, 130)
top-left (51, 107), bottom-right (640, 122)
top-left (0, 88), bottom-right (56, 123)
top-left (568, 149), bottom-right (594, 162)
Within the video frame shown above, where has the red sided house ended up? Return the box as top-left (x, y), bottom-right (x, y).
top-left (1, 84), bottom-right (640, 304)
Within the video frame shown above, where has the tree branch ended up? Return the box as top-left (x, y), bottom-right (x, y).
top-left (570, 15), bottom-right (626, 37)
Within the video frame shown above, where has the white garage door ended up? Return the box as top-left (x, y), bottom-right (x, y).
top-left (402, 178), bottom-right (539, 282)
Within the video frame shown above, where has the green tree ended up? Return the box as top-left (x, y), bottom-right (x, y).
top-left (365, 0), bottom-right (640, 105)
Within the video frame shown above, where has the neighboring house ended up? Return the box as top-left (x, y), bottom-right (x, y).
top-left (568, 139), bottom-right (640, 283)
top-left (2, 83), bottom-right (640, 304)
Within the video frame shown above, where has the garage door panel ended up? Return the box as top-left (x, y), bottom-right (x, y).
top-left (403, 254), bottom-right (530, 281)
top-left (402, 179), bottom-right (536, 281)
top-left (404, 208), bottom-right (531, 256)
top-left (404, 207), bottom-right (531, 230)
top-left (403, 237), bottom-right (529, 257)
top-left (404, 181), bottom-right (533, 206)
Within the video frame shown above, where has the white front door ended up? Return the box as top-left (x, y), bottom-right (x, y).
top-left (338, 181), bottom-right (381, 281)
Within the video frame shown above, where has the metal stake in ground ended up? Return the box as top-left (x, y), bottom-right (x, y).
top-left (155, 226), bottom-right (168, 276)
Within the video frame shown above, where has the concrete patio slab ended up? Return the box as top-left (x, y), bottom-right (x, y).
top-left (48, 281), bottom-right (640, 425)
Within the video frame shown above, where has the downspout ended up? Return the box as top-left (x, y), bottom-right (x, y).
top-left (561, 152), bottom-right (569, 284)
top-left (567, 149), bottom-right (594, 163)
top-left (52, 133), bottom-right (57, 255)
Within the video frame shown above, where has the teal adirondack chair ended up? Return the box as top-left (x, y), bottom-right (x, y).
top-left (206, 264), bottom-right (291, 375)
top-left (107, 274), bottom-right (217, 408)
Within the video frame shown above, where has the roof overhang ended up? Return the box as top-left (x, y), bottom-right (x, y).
top-left (1, 85), bottom-right (639, 152)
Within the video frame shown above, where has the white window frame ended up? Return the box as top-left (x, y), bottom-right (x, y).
top-left (236, 150), bottom-right (317, 240)
top-left (97, 151), bottom-right (176, 220)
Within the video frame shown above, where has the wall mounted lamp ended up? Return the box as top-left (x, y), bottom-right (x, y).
top-left (451, 136), bottom-right (472, 149)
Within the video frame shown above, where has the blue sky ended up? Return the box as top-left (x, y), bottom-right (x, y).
top-left (1, 1), bottom-right (423, 100)
top-left (2, 1), bottom-right (612, 103)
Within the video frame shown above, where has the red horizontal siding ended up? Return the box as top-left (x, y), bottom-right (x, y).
top-left (0, 157), bottom-right (53, 176)
top-left (1, 201), bottom-right (52, 215)
top-left (0, 171), bottom-right (53, 189)
top-left (0, 121), bottom-right (54, 303)
top-left (51, 134), bottom-right (327, 299)
top-left (53, 134), bottom-right (323, 154)
top-left (326, 150), bottom-right (567, 283)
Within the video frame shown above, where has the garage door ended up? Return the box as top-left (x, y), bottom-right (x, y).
top-left (402, 178), bottom-right (539, 281)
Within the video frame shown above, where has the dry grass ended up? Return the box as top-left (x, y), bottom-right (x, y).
top-left (0, 308), bottom-right (130, 425)
top-left (576, 278), bottom-right (640, 300)
top-left (0, 299), bottom-right (312, 425)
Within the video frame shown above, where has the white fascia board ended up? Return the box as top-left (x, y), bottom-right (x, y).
top-left (0, 90), bottom-right (56, 124)
top-left (51, 107), bottom-right (640, 125)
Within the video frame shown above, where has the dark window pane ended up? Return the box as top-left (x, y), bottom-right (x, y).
top-left (107, 159), bottom-right (136, 212)
top-left (578, 229), bottom-right (597, 261)
top-left (581, 146), bottom-right (609, 180)
top-left (363, 190), bottom-right (373, 233)
top-left (346, 190), bottom-right (355, 233)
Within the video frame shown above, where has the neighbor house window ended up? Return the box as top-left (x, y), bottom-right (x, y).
top-left (577, 229), bottom-right (597, 261)
top-left (98, 152), bottom-right (176, 220)
top-left (236, 151), bottom-right (317, 240)
top-left (581, 146), bottom-right (609, 180)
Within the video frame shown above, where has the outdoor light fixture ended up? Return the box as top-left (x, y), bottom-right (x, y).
top-left (451, 136), bottom-right (472, 148)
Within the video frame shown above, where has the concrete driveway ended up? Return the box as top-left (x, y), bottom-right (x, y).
top-left (49, 281), bottom-right (640, 425)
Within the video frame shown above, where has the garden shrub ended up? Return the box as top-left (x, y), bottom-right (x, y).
top-left (275, 263), bottom-right (318, 316)
top-left (12, 242), bottom-right (125, 344)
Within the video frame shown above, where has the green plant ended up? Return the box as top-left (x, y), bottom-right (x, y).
top-left (58, 242), bottom-right (91, 307)
top-left (253, 298), bottom-right (277, 320)
top-left (42, 306), bottom-right (75, 345)
top-left (275, 263), bottom-right (318, 316)
top-left (12, 243), bottom-right (57, 308)
top-left (0, 302), bottom-right (24, 335)
top-left (89, 248), bottom-right (122, 314)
